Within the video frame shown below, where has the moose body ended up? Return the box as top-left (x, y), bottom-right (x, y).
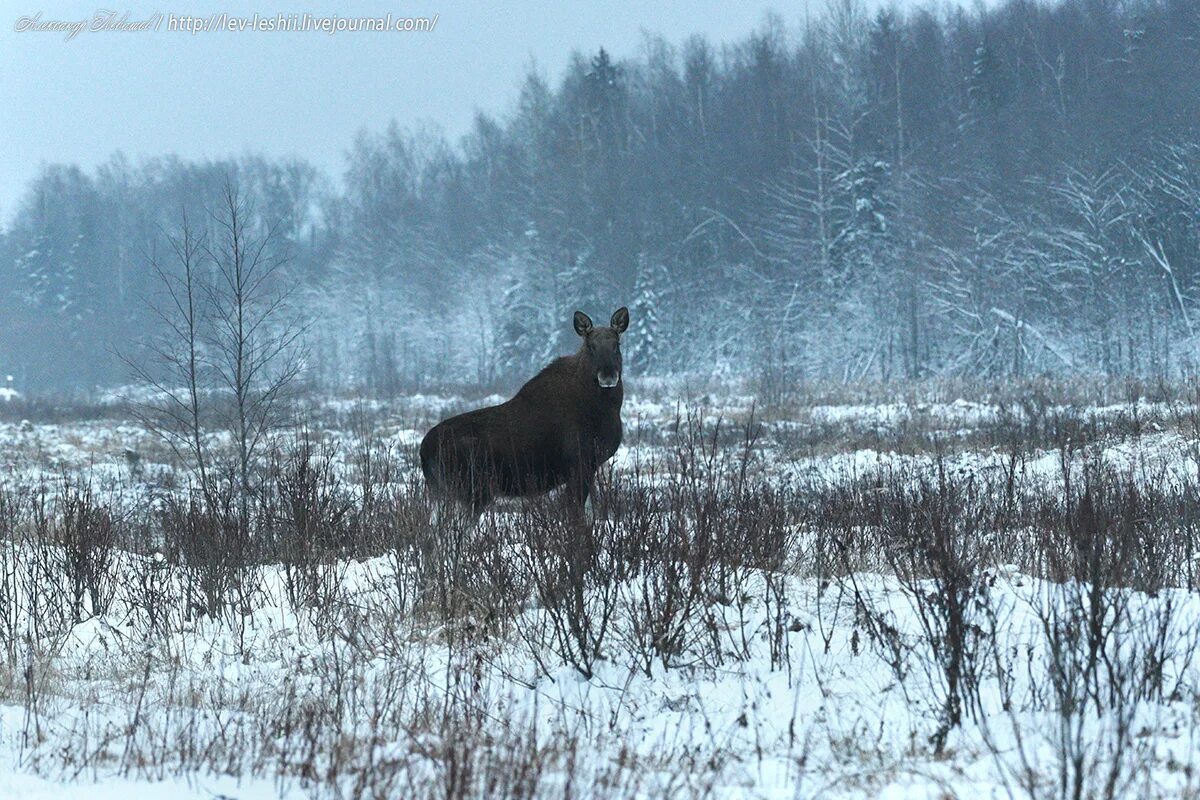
top-left (420, 307), bottom-right (629, 521)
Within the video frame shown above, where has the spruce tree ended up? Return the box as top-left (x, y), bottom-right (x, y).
top-left (630, 256), bottom-right (669, 373)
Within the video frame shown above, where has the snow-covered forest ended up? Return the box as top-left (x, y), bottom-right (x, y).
top-left (5, 0), bottom-right (1200, 392)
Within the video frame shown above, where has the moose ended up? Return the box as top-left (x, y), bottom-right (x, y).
top-left (420, 307), bottom-right (630, 525)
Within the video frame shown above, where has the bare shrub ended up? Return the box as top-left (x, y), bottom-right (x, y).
top-left (994, 459), bottom-right (1200, 800)
top-left (462, 510), bottom-right (529, 632)
top-left (0, 482), bottom-right (26, 658)
top-left (612, 460), bottom-right (713, 674)
top-left (345, 404), bottom-right (402, 551)
top-left (125, 548), bottom-right (180, 640)
top-left (38, 479), bottom-right (120, 623)
top-left (816, 460), bottom-right (995, 754)
top-left (382, 475), bottom-right (438, 619)
top-left (161, 479), bottom-right (256, 622)
top-left (374, 472), bottom-right (526, 630)
top-left (516, 496), bottom-right (625, 679)
top-left (879, 464), bottom-right (994, 753)
top-left (262, 433), bottom-right (354, 615)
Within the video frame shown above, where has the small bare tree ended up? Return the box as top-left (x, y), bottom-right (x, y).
top-left (129, 180), bottom-right (304, 510)
top-left (203, 182), bottom-right (305, 508)
top-left (125, 212), bottom-right (214, 498)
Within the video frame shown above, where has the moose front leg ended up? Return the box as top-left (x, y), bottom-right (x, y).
top-left (564, 466), bottom-right (594, 526)
top-left (558, 466), bottom-right (597, 609)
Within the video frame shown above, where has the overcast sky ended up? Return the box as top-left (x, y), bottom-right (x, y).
top-left (0, 0), bottom-right (987, 223)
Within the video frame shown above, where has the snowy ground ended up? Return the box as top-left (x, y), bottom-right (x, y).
top-left (0, 383), bottom-right (1198, 798)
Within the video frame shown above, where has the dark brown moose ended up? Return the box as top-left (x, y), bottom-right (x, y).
top-left (420, 307), bottom-right (630, 525)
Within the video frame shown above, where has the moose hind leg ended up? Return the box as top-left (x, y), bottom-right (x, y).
top-left (430, 495), bottom-right (483, 533)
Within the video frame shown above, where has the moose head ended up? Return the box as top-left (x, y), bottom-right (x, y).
top-left (573, 307), bottom-right (629, 388)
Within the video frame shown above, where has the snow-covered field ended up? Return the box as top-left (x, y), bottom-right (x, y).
top-left (0, 384), bottom-right (1198, 798)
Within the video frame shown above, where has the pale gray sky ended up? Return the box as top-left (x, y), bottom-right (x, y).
top-left (1, 0), bottom-right (977, 223)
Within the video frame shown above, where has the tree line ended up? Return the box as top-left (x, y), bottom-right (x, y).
top-left (3, 0), bottom-right (1200, 393)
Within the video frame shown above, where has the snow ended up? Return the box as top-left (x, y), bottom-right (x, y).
top-left (0, 388), bottom-right (1197, 796)
top-left (0, 760), bottom-right (286, 800)
top-left (2, 555), bottom-right (1192, 797)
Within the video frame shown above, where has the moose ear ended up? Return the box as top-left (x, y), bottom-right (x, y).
top-left (573, 311), bottom-right (593, 337)
top-left (610, 306), bottom-right (629, 334)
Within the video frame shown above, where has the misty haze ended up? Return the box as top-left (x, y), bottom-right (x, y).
top-left (2, 1), bottom-right (1200, 798)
